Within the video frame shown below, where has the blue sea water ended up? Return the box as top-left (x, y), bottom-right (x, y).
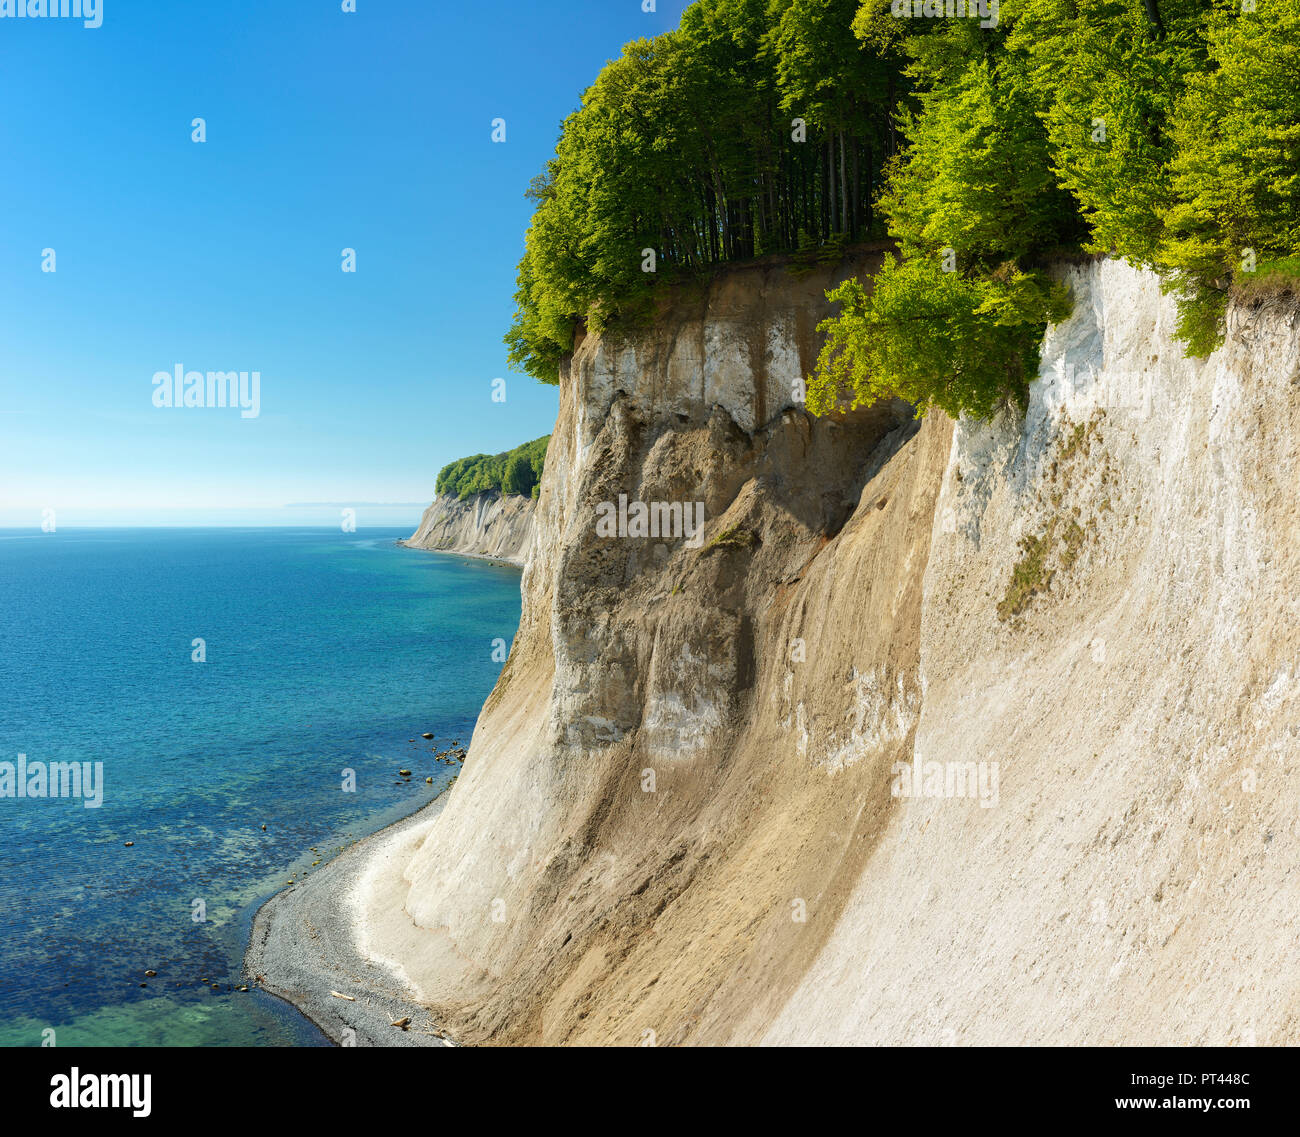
top-left (0, 528), bottom-right (521, 1046)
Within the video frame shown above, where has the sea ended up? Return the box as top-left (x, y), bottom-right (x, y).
top-left (0, 527), bottom-right (521, 1046)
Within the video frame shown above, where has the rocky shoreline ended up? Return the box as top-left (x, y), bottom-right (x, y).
top-left (243, 794), bottom-right (455, 1048)
top-left (395, 538), bottom-right (522, 569)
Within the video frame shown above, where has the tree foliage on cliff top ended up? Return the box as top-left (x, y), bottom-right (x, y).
top-left (506, 0), bottom-right (906, 384)
top-left (436, 436), bottom-right (550, 501)
top-left (812, 0), bottom-right (1300, 417)
top-left (509, 0), bottom-right (1300, 418)
top-left (809, 30), bottom-right (1081, 418)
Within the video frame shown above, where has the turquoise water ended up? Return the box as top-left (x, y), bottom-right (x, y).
top-left (0, 528), bottom-right (520, 1046)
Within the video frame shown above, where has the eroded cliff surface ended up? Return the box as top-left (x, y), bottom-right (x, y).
top-left (767, 260), bottom-right (1300, 1045)
top-left (367, 255), bottom-right (1300, 1045)
top-left (402, 491), bottom-right (535, 565)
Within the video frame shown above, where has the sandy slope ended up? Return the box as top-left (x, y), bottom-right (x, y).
top-left (765, 261), bottom-right (1300, 1045)
top-left (302, 255), bottom-right (1299, 1045)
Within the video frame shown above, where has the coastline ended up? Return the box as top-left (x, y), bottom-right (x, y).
top-left (395, 538), bottom-right (523, 569)
top-left (241, 540), bottom-right (520, 1047)
top-left (244, 793), bottom-right (455, 1048)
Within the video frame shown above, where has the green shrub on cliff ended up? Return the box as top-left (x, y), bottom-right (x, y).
top-left (1003, 0), bottom-right (1213, 268)
top-left (809, 259), bottom-right (1071, 419)
top-left (815, 0), bottom-right (1300, 415)
top-left (436, 436), bottom-right (550, 501)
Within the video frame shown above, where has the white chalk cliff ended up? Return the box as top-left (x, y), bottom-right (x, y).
top-left (365, 254), bottom-right (1300, 1045)
top-left (402, 491), bottom-right (535, 566)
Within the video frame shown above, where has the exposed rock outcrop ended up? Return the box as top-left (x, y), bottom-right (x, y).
top-left (363, 254), bottom-right (1300, 1045)
top-left (401, 491), bottom-right (534, 565)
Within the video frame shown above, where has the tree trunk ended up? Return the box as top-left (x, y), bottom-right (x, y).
top-left (825, 139), bottom-right (834, 238)
top-left (1141, 0), bottom-right (1165, 38)
top-left (713, 166), bottom-right (729, 260)
top-left (839, 131), bottom-right (849, 235)
top-left (851, 138), bottom-right (861, 240)
top-left (863, 143), bottom-right (873, 234)
top-left (887, 75), bottom-right (897, 157)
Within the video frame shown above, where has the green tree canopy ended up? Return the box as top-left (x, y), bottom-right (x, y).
top-left (436, 436), bottom-right (551, 501)
top-left (510, 0), bottom-right (1300, 419)
top-left (506, 0), bottom-right (906, 384)
top-left (1161, 1), bottom-right (1300, 351)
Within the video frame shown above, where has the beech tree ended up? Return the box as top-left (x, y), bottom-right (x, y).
top-left (506, 0), bottom-right (905, 384)
top-left (510, 0), bottom-right (1300, 414)
top-left (1161, 1), bottom-right (1300, 353)
top-left (437, 437), bottom-right (550, 500)
top-left (1005, 0), bottom-right (1211, 266)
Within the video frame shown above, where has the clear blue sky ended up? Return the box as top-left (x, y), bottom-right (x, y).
top-left (0, 0), bottom-right (692, 526)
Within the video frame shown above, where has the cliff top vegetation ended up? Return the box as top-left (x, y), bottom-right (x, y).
top-left (436, 435), bottom-right (550, 501)
top-left (507, 0), bottom-right (1300, 419)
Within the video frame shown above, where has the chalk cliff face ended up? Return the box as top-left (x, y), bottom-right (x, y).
top-left (402, 491), bottom-right (534, 565)
top-left (366, 255), bottom-right (1300, 1045)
